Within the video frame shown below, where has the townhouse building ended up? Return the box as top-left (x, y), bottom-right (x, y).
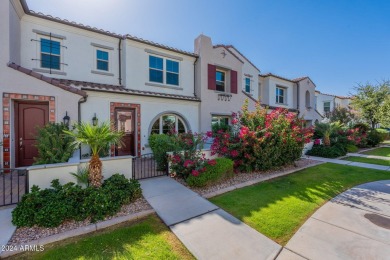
top-left (1, 0), bottom-right (348, 169)
top-left (315, 90), bottom-right (351, 117)
top-left (1, 0), bottom-right (199, 168)
top-left (259, 74), bottom-right (323, 126)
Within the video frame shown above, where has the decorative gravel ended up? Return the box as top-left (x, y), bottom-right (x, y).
top-left (175, 159), bottom-right (321, 196)
top-left (8, 197), bottom-right (152, 246)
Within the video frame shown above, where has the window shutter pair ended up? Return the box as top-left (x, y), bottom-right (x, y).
top-left (207, 64), bottom-right (238, 94)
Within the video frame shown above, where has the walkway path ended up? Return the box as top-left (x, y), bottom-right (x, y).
top-left (140, 176), bottom-right (281, 260)
top-left (347, 152), bottom-right (390, 161)
top-left (284, 180), bottom-right (390, 260)
top-left (305, 155), bottom-right (390, 171)
top-left (0, 206), bottom-right (16, 255)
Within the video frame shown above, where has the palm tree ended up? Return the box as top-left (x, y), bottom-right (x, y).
top-left (65, 122), bottom-right (124, 188)
top-left (315, 121), bottom-right (342, 146)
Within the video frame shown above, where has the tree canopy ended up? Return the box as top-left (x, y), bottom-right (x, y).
top-left (350, 81), bottom-right (390, 129)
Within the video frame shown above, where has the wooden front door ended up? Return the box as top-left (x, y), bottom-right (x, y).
top-left (15, 102), bottom-right (49, 167)
top-left (115, 108), bottom-right (135, 156)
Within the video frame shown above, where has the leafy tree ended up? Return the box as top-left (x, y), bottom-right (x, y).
top-left (350, 81), bottom-right (390, 129)
top-left (64, 122), bottom-right (124, 188)
top-left (34, 123), bottom-right (76, 165)
top-left (329, 107), bottom-right (355, 125)
top-left (379, 95), bottom-right (390, 128)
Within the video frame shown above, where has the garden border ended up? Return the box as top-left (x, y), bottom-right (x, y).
top-left (2, 160), bottom-right (326, 258)
top-left (0, 209), bottom-right (155, 258)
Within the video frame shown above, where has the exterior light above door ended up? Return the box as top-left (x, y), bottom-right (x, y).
top-left (63, 111), bottom-right (70, 126)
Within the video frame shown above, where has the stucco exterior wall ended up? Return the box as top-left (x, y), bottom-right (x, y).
top-left (267, 77), bottom-right (296, 109)
top-left (125, 40), bottom-right (196, 97)
top-left (297, 79), bottom-right (322, 124)
top-left (194, 34), bottom-right (257, 133)
top-left (227, 47), bottom-right (260, 99)
top-left (315, 92), bottom-right (335, 116)
top-left (81, 91), bottom-right (199, 155)
top-left (28, 156), bottom-right (133, 190)
top-left (20, 15), bottom-right (121, 85)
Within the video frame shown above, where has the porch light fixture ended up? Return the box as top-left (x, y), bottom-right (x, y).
top-left (92, 113), bottom-right (98, 126)
top-left (63, 111), bottom-right (70, 126)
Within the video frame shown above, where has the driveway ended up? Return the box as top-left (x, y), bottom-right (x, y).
top-left (283, 180), bottom-right (390, 260)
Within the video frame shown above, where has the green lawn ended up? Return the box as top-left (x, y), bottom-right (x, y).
top-left (13, 215), bottom-right (194, 260)
top-left (362, 147), bottom-right (390, 157)
top-left (344, 156), bottom-right (390, 166)
top-left (210, 163), bottom-right (390, 245)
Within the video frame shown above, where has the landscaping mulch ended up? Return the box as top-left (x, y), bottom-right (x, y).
top-left (8, 197), bottom-right (152, 246)
top-left (175, 158), bottom-right (321, 196)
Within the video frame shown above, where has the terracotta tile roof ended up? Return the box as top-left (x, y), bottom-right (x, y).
top-left (220, 45), bottom-right (260, 72)
top-left (213, 45), bottom-right (244, 64)
top-left (20, 1), bottom-right (197, 58)
top-left (7, 62), bottom-right (87, 97)
top-left (292, 76), bottom-right (309, 82)
top-left (59, 79), bottom-right (201, 102)
top-left (315, 90), bottom-right (350, 99)
top-left (126, 35), bottom-right (198, 57)
top-left (260, 73), bottom-right (298, 83)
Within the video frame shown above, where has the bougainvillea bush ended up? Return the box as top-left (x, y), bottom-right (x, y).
top-left (168, 132), bottom-right (209, 179)
top-left (211, 100), bottom-right (313, 172)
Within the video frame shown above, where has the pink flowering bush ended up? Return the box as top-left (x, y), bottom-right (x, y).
top-left (168, 132), bottom-right (211, 179)
top-left (211, 100), bottom-right (313, 172)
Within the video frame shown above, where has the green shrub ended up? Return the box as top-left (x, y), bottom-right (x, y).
top-left (34, 123), bottom-right (77, 165)
top-left (12, 174), bottom-right (141, 227)
top-left (149, 134), bottom-right (178, 170)
top-left (376, 128), bottom-right (390, 141)
top-left (367, 130), bottom-right (384, 147)
top-left (70, 165), bottom-right (90, 187)
top-left (306, 144), bottom-right (347, 158)
top-left (345, 144), bottom-right (359, 153)
top-left (186, 158), bottom-right (234, 187)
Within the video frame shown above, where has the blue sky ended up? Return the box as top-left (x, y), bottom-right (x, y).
top-left (27, 0), bottom-right (390, 96)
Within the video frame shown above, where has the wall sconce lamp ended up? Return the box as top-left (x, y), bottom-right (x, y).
top-left (92, 113), bottom-right (98, 126)
top-left (63, 111), bottom-right (70, 126)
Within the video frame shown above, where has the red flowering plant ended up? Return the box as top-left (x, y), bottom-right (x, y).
top-left (211, 100), bottom-right (314, 172)
top-left (168, 131), bottom-right (216, 178)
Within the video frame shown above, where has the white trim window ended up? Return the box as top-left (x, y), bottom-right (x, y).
top-left (149, 55), bottom-right (180, 86)
top-left (276, 86), bottom-right (286, 104)
top-left (211, 116), bottom-right (230, 126)
top-left (96, 49), bottom-right (109, 71)
top-left (40, 37), bottom-right (61, 70)
top-left (324, 101), bottom-right (331, 112)
top-left (245, 77), bottom-right (251, 93)
top-left (216, 70), bottom-right (226, 92)
top-left (151, 114), bottom-right (187, 134)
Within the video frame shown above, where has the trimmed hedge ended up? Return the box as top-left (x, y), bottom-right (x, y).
top-left (12, 174), bottom-right (141, 227)
top-left (149, 134), bottom-right (178, 170)
top-left (186, 158), bottom-right (234, 187)
top-left (306, 144), bottom-right (347, 158)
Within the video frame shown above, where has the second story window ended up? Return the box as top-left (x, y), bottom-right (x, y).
top-left (216, 71), bottom-right (225, 92)
top-left (96, 50), bottom-right (109, 71)
top-left (166, 60), bottom-right (179, 85)
top-left (245, 77), bottom-right (251, 93)
top-left (149, 55), bottom-right (180, 86)
top-left (324, 101), bottom-right (331, 112)
top-left (276, 87), bottom-right (286, 104)
top-left (149, 56), bottom-right (163, 83)
top-left (41, 38), bottom-right (61, 70)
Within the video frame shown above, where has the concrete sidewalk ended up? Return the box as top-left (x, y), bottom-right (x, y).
top-left (347, 152), bottom-right (390, 161)
top-left (305, 155), bottom-right (390, 171)
top-left (141, 176), bottom-right (281, 260)
top-left (0, 206), bottom-right (16, 255)
top-left (285, 180), bottom-right (390, 260)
